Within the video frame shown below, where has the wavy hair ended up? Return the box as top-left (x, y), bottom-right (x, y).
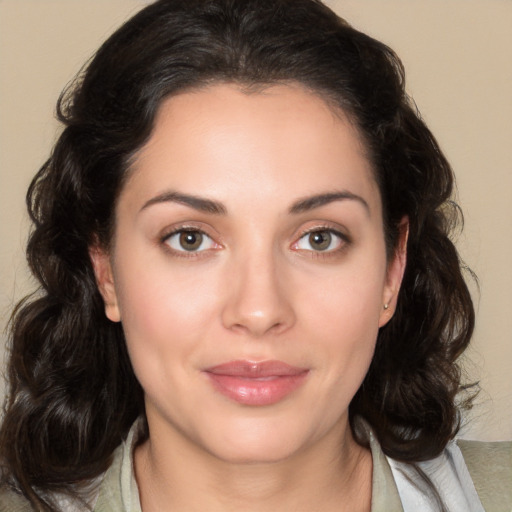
top-left (0, 0), bottom-right (475, 509)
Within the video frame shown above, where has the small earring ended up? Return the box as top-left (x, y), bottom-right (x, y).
top-left (383, 303), bottom-right (389, 310)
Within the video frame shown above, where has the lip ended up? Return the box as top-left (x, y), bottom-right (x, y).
top-left (203, 360), bottom-right (309, 406)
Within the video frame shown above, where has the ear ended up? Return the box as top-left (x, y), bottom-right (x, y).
top-left (89, 245), bottom-right (121, 322)
top-left (379, 216), bottom-right (409, 327)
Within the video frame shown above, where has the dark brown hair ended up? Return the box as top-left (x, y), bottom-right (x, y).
top-left (0, 0), bottom-right (475, 509)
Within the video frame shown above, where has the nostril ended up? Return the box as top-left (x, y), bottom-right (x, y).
top-left (220, 265), bottom-right (296, 336)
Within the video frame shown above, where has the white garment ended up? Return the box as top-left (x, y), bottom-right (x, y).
top-left (387, 442), bottom-right (485, 512)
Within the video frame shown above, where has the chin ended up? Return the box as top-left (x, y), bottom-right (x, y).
top-left (210, 441), bottom-right (300, 465)
top-left (198, 416), bottom-right (316, 465)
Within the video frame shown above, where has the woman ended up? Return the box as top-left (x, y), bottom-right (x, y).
top-left (0, 0), bottom-right (510, 510)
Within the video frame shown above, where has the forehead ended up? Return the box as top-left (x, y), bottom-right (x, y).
top-left (124, 83), bottom-right (380, 214)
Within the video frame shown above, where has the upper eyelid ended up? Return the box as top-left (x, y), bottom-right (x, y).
top-left (296, 224), bottom-right (350, 241)
top-left (161, 227), bottom-right (220, 256)
top-left (157, 221), bottom-right (351, 245)
top-left (160, 223), bottom-right (217, 242)
top-left (163, 225), bottom-right (208, 235)
top-left (296, 229), bottom-right (347, 244)
top-left (163, 227), bottom-right (211, 239)
top-left (292, 225), bottom-right (352, 253)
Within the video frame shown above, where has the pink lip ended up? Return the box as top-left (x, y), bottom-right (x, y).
top-left (204, 360), bottom-right (309, 406)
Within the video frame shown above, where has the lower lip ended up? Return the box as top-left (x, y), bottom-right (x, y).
top-left (205, 372), bottom-right (309, 406)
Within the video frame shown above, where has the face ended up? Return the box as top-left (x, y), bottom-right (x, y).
top-left (92, 83), bottom-right (406, 464)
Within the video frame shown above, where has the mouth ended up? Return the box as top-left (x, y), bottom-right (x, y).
top-left (203, 360), bottom-right (309, 406)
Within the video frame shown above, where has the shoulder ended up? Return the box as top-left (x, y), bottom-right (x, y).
top-left (0, 482), bottom-right (102, 512)
top-left (457, 439), bottom-right (512, 511)
top-left (93, 419), bottom-right (143, 511)
top-left (0, 421), bottom-right (142, 512)
top-left (0, 485), bottom-right (32, 512)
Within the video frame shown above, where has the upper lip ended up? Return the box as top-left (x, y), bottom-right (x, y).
top-left (204, 360), bottom-right (308, 378)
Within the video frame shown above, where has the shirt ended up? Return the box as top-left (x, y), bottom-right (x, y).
top-left (1, 420), bottom-right (511, 511)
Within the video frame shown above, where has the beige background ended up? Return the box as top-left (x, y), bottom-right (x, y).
top-left (0, 0), bottom-right (510, 441)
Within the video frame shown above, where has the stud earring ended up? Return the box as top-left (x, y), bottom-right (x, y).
top-left (383, 303), bottom-right (389, 310)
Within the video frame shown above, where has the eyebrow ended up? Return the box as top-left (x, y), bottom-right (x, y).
top-left (289, 191), bottom-right (370, 215)
top-left (140, 191), bottom-right (227, 215)
top-left (140, 189), bottom-right (369, 216)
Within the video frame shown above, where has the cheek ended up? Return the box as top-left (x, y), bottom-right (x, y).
top-left (292, 275), bottom-right (381, 432)
top-left (302, 256), bottom-right (386, 330)
top-left (112, 252), bottom-right (223, 357)
top-left (297, 255), bottom-right (385, 377)
top-left (113, 260), bottom-right (226, 406)
top-left (310, 286), bottom-right (380, 371)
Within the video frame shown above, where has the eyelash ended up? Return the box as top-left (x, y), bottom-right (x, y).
top-left (293, 226), bottom-right (351, 258)
top-left (159, 225), bottom-right (351, 259)
top-left (160, 226), bottom-right (220, 259)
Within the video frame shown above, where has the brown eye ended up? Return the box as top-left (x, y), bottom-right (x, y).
top-left (179, 231), bottom-right (203, 251)
top-left (308, 231), bottom-right (332, 251)
top-left (295, 229), bottom-right (345, 253)
top-left (165, 230), bottom-right (216, 253)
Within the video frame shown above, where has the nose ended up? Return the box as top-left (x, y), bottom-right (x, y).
top-left (221, 251), bottom-right (296, 337)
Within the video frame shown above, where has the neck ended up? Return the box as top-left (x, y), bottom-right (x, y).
top-left (134, 416), bottom-right (372, 512)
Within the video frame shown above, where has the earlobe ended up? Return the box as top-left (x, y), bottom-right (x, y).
top-left (379, 217), bottom-right (409, 327)
top-left (89, 245), bottom-right (121, 322)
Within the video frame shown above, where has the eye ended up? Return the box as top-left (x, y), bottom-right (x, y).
top-left (294, 229), bottom-right (345, 252)
top-left (164, 229), bottom-right (217, 252)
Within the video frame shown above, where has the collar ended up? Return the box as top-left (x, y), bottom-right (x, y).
top-left (94, 418), bottom-right (406, 511)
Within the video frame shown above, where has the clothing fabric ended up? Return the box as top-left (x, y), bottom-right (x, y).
top-left (1, 420), bottom-right (511, 511)
top-left (386, 439), bottom-right (484, 511)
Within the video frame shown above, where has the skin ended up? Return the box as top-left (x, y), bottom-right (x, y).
top-left (92, 83), bottom-right (407, 511)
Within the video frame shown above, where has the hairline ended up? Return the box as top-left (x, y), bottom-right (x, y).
top-left (104, 78), bottom-right (380, 251)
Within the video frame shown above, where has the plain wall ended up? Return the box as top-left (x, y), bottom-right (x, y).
top-left (0, 0), bottom-right (511, 441)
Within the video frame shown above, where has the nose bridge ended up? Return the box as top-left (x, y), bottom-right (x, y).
top-left (221, 244), bottom-right (295, 336)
